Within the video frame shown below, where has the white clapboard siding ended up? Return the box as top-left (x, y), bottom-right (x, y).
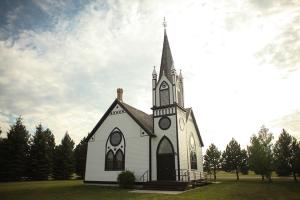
top-left (85, 103), bottom-right (149, 182)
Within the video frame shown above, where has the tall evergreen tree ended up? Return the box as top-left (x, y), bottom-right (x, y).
top-left (5, 117), bottom-right (30, 181)
top-left (290, 138), bottom-right (300, 182)
top-left (74, 137), bottom-right (88, 179)
top-left (240, 149), bottom-right (249, 175)
top-left (53, 132), bottom-right (75, 180)
top-left (204, 144), bottom-right (221, 181)
top-left (0, 127), bottom-right (9, 181)
top-left (273, 129), bottom-right (292, 176)
top-left (29, 124), bottom-right (55, 180)
top-left (222, 138), bottom-right (248, 180)
top-left (248, 125), bottom-right (273, 182)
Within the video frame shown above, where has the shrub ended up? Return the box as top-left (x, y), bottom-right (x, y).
top-left (117, 170), bottom-right (135, 188)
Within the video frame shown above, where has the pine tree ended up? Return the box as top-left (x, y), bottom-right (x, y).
top-left (29, 124), bottom-right (55, 180)
top-left (204, 144), bottom-right (221, 181)
top-left (53, 132), bottom-right (75, 180)
top-left (240, 149), bottom-right (249, 175)
top-left (74, 137), bottom-right (88, 179)
top-left (290, 138), bottom-right (300, 182)
top-left (273, 129), bottom-right (292, 176)
top-left (222, 138), bottom-right (248, 180)
top-left (5, 117), bottom-right (30, 181)
top-left (248, 125), bottom-right (273, 182)
top-left (0, 127), bottom-right (9, 181)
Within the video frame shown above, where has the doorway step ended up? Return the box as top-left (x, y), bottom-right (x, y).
top-left (142, 181), bottom-right (191, 191)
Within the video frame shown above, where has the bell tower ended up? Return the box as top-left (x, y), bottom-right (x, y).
top-left (151, 18), bottom-right (186, 181)
top-left (152, 18), bottom-right (185, 110)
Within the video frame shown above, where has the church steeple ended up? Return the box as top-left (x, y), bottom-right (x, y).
top-left (159, 18), bottom-right (174, 82)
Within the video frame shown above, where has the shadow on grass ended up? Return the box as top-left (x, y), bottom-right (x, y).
top-left (1, 179), bottom-right (300, 200)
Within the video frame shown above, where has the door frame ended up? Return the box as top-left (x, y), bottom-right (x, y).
top-left (156, 136), bottom-right (176, 181)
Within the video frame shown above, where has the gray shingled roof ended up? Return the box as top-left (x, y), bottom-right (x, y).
top-left (159, 29), bottom-right (174, 82)
top-left (119, 101), bottom-right (154, 135)
top-left (185, 107), bottom-right (191, 120)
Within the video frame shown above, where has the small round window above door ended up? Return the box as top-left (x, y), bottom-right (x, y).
top-left (159, 116), bottom-right (171, 130)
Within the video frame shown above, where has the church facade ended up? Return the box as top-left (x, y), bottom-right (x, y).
top-left (84, 25), bottom-right (204, 184)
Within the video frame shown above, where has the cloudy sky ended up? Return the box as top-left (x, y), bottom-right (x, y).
top-left (0, 0), bottom-right (299, 150)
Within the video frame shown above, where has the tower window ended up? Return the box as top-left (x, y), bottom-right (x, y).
top-left (160, 81), bottom-right (170, 106)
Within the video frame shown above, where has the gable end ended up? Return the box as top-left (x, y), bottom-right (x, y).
top-left (86, 99), bottom-right (155, 142)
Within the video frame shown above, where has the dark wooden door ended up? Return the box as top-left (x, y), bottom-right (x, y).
top-left (157, 153), bottom-right (176, 181)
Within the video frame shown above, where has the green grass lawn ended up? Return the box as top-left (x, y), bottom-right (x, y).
top-left (216, 170), bottom-right (278, 178)
top-left (0, 180), bottom-right (299, 200)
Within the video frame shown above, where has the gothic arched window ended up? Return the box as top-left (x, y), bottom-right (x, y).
top-left (160, 81), bottom-right (170, 106)
top-left (158, 137), bottom-right (174, 154)
top-left (115, 150), bottom-right (124, 170)
top-left (105, 128), bottom-right (125, 171)
top-left (105, 150), bottom-right (114, 170)
top-left (190, 151), bottom-right (197, 170)
top-left (190, 135), bottom-right (197, 170)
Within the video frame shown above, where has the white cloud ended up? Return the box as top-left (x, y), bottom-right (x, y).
top-left (0, 0), bottom-right (299, 149)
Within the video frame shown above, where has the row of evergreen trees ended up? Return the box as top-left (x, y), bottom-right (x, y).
top-left (0, 117), bottom-right (87, 181)
top-left (204, 126), bottom-right (300, 182)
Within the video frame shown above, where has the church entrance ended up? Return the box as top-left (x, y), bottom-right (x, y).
top-left (156, 137), bottom-right (176, 181)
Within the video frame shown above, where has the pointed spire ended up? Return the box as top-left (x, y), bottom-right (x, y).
top-left (159, 17), bottom-right (174, 82)
top-left (152, 66), bottom-right (157, 75)
top-left (179, 69), bottom-right (183, 79)
top-left (152, 66), bottom-right (157, 80)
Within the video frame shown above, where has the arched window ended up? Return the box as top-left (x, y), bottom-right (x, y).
top-left (105, 128), bottom-right (125, 171)
top-left (190, 151), bottom-right (197, 170)
top-left (160, 81), bottom-right (170, 106)
top-left (105, 150), bottom-right (114, 170)
top-left (190, 135), bottom-right (197, 170)
top-left (115, 150), bottom-right (124, 170)
top-left (158, 137), bottom-right (174, 154)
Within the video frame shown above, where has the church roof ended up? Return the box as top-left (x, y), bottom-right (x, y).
top-left (185, 107), bottom-right (204, 147)
top-left (185, 108), bottom-right (192, 120)
top-left (119, 101), bottom-right (154, 135)
top-left (86, 99), bottom-right (154, 142)
top-left (159, 29), bottom-right (174, 82)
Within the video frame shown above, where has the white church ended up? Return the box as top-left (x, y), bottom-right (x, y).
top-left (84, 23), bottom-right (204, 185)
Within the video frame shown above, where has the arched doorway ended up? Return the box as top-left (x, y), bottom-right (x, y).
top-left (156, 136), bottom-right (176, 181)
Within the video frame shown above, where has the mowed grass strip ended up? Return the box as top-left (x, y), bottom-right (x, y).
top-left (0, 180), bottom-right (300, 200)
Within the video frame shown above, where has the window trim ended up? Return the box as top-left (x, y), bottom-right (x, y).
top-left (105, 128), bottom-right (126, 171)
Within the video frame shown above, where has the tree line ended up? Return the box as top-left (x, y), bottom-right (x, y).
top-left (204, 126), bottom-right (300, 182)
top-left (0, 117), bottom-right (87, 181)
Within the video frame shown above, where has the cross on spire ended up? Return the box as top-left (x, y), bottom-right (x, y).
top-left (159, 17), bottom-right (174, 82)
top-left (162, 17), bottom-right (167, 29)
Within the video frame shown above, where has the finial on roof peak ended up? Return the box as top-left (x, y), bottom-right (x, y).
top-left (152, 66), bottom-right (157, 75)
top-left (179, 69), bottom-right (183, 79)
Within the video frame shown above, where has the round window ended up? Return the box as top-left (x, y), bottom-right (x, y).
top-left (159, 117), bottom-right (171, 130)
top-left (110, 131), bottom-right (122, 146)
